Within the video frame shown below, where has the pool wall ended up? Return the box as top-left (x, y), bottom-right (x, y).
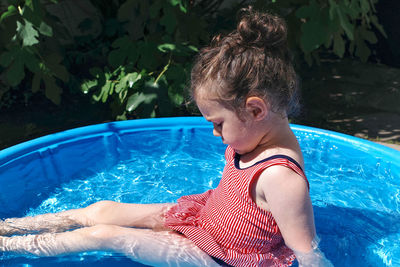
top-left (1, 117), bottom-right (399, 218)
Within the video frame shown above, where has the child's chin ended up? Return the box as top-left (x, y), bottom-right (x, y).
top-left (233, 148), bottom-right (243, 155)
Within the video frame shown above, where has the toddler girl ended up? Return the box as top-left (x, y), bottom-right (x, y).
top-left (1, 7), bottom-right (331, 267)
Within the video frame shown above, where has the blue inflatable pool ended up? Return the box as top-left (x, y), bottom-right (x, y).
top-left (0, 117), bottom-right (399, 266)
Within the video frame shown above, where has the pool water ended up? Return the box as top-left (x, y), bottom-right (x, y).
top-left (0, 119), bottom-right (399, 266)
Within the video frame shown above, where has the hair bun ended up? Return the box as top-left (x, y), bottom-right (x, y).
top-left (237, 7), bottom-right (287, 49)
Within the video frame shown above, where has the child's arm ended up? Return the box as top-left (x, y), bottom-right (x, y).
top-left (256, 166), bottom-right (333, 266)
top-left (291, 238), bottom-right (334, 267)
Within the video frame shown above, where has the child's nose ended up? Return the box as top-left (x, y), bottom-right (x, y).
top-left (213, 128), bottom-right (221, 137)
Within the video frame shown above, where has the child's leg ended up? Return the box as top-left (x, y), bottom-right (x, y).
top-left (1, 201), bottom-right (173, 236)
top-left (0, 212), bottom-right (82, 236)
top-left (0, 225), bottom-right (219, 267)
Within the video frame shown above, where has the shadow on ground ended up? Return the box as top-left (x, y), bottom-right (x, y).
top-left (297, 59), bottom-right (400, 144)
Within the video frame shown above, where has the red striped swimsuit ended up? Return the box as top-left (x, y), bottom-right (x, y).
top-left (164, 146), bottom-right (309, 266)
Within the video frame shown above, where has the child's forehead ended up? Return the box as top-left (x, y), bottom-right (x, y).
top-left (195, 95), bottom-right (220, 110)
top-left (195, 94), bottom-right (225, 115)
top-left (194, 83), bottom-right (221, 102)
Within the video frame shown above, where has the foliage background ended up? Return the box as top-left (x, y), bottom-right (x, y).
top-left (0, 0), bottom-right (399, 149)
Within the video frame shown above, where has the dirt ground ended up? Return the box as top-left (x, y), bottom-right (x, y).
top-left (0, 59), bottom-right (399, 151)
top-left (297, 59), bottom-right (400, 147)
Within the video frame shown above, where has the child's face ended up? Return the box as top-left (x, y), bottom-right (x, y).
top-left (196, 96), bottom-right (259, 155)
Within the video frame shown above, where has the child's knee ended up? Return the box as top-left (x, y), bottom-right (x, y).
top-left (84, 225), bottom-right (142, 252)
top-left (83, 200), bottom-right (117, 224)
top-left (86, 224), bottom-right (120, 240)
top-left (88, 200), bottom-right (116, 212)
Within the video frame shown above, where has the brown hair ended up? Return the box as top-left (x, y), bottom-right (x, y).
top-left (191, 6), bottom-right (299, 117)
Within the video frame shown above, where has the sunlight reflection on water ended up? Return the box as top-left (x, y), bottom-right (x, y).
top-left (1, 127), bottom-right (399, 266)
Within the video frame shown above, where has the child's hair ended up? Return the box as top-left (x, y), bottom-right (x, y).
top-left (191, 6), bottom-right (299, 117)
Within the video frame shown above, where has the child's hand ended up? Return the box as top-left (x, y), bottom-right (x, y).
top-left (293, 239), bottom-right (334, 267)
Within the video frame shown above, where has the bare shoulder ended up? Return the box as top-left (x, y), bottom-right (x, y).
top-left (251, 164), bottom-right (309, 212)
top-left (258, 164), bottom-right (308, 196)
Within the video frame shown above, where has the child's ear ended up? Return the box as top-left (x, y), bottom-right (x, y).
top-left (245, 97), bottom-right (268, 120)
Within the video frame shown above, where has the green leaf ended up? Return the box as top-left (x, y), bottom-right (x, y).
top-left (169, 91), bottom-right (184, 105)
top-left (23, 49), bottom-right (40, 72)
top-left (336, 6), bottom-right (354, 40)
top-left (111, 36), bottom-right (129, 48)
top-left (104, 18), bottom-right (120, 37)
top-left (43, 75), bottom-right (62, 105)
top-left (127, 47), bottom-right (139, 66)
top-left (0, 5), bottom-right (17, 22)
top-left (116, 72), bottom-right (142, 94)
top-left (355, 39), bottom-right (370, 62)
top-left (109, 82), bottom-right (115, 96)
top-left (115, 81), bottom-right (126, 94)
top-left (169, 0), bottom-right (187, 13)
top-left (296, 0), bottom-right (319, 18)
top-left (179, 5), bottom-right (187, 13)
top-left (166, 64), bottom-right (186, 83)
top-left (360, 0), bottom-right (370, 14)
top-left (49, 63), bottom-right (69, 82)
top-left (38, 21), bottom-right (53, 37)
top-left (7, 59), bottom-right (25, 86)
top-left (16, 19), bottom-right (39, 46)
top-left (101, 81), bottom-right (112, 103)
top-left (137, 41), bottom-right (158, 70)
top-left (149, 0), bottom-right (163, 19)
top-left (328, 0), bottom-right (338, 20)
top-left (119, 88), bottom-right (128, 102)
top-left (0, 51), bottom-right (13, 67)
top-left (370, 15), bottom-right (387, 38)
top-left (44, 54), bottom-right (69, 82)
top-left (116, 112), bottom-right (127, 121)
top-left (127, 72), bottom-right (141, 87)
top-left (108, 37), bottom-right (137, 67)
top-left (21, 3), bottom-right (42, 27)
top-left (32, 72), bottom-right (42, 93)
top-left (296, 6), bottom-right (313, 19)
top-left (117, 0), bottom-right (140, 22)
top-left (187, 45), bottom-right (198, 52)
top-left (89, 67), bottom-right (106, 94)
top-left (93, 83), bottom-right (107, 102)
top-left (300, 20), bottom-right (327, 52)
top-left (77, 18), bottom-right (93, 33)
top-left (126, 91), bottom-right (157, 112)
top-left (333, 32), bottom-right (345, 58)
top-left (157, 43), bottom-right (198, 56)
top-left (360, 28), bottom-right (377, 44)
top-left (45, 53), bottom-right (62, 64)
top-left (160, 6), bottom-right (177, 34)
top-left (345, 1), bottom-right (359, 19)
top-left (89, 67), bottom-right (103, 78)
top-left (24, 57), bottom-right (40, 73)
top-left (158, 43), bottom-right (176, 53)
top-left (31, 0), bottom-right (44, 17)
top-left (81, 80), bottom-right (98, 94)
top-left (169, 0), bottom-right (181, 6)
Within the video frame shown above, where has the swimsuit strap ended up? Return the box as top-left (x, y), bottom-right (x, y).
top-left (234, 153), bottom-right (309, 189)
top-left (234, 153), bottom-right (304, 172)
